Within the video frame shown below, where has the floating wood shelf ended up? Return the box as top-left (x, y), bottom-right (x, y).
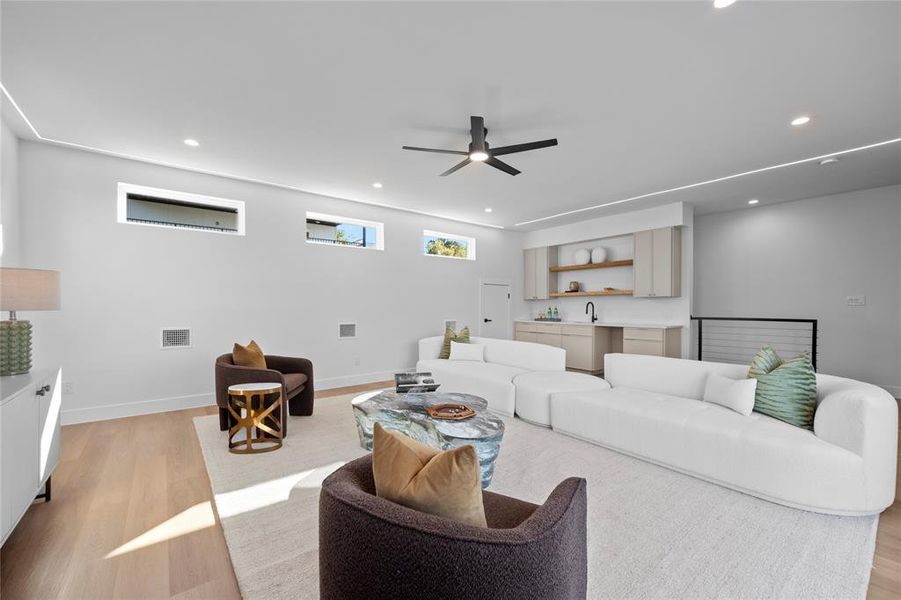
top-left (549, 289), bottom-right (634, 297)
top-left (550, 259), bottom-right (633, 272)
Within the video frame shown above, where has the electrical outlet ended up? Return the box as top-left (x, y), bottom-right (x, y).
top-left (846, 295), bottom-right (867, 307)
top-left (63, 381), bottom-right (75, 395)
top-left (353, 356), bottom-right (361, 366)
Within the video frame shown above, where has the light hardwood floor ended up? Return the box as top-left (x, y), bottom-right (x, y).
top-left (2, 389), bottom-right (899, 599)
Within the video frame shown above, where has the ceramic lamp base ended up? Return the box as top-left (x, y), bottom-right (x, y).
top-left (0, 319), bottom-right (33, 376)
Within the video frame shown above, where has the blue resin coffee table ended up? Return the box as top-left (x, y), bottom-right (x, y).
top-left (351, 390), bottom-right (505, 488)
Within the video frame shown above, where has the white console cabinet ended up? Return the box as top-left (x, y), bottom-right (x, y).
top-left (1, 368), bottom-right (61, 546)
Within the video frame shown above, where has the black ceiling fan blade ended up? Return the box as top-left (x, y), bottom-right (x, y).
top-left (489, 138), bottom-right (558, 157)
top-left (440, 158), bottom-right (472, 176)
top-left (402, 146), bottom-right (469, 156)
top-left (485, 156), bottom-right (521, 176)
top-left (470, 116), bottom-right (486, 152)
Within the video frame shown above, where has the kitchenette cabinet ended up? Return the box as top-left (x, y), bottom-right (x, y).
top-left (523, 246), bottom-right (557, 300)
top-left (633, 227), bottom-right (681, 298)
top-left (515, 321), bottom-right (682, 371)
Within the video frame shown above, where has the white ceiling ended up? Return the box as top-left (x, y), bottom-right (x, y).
top-left (2, 1), bottom-right (899, 230)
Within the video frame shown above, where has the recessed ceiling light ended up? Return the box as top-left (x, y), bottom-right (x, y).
top-left (713, 0), bottom-right (737, 8)
top-left (372, 182), bottom-right (383, 188)
top-left (748, 198), bottom-right (759, 205)
top-left (484, 208), bottom-right (493, 213)
top-left (469, 151), bottom-right (489, 162)
top-left (183, 138), bottom-right (200, 147)
top-left (791, 115), bottom-right (812, 127)
top-left (818, 157), bottom-right (839, 166)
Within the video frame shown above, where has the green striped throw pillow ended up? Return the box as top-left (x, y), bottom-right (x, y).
top-left (748, 346), bottom-right (817, 429)
top-left (439, 326), bottom-right (470, 360)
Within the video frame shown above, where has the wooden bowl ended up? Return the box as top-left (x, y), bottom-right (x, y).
top-left (427, 403), bottom-right (476, 421)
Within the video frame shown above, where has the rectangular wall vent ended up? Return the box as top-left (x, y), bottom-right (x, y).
top-left (338, 323), bottom-right (357, 339)
top-left (161, 328), bottom-right (192, 349)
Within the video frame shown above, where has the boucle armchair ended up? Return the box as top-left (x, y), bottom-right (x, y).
top-left (319, 454), bottom-right (588, 600)
top-left (214, 354), bottom-right (314, 433)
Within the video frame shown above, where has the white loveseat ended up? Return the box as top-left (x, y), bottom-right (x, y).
top-left (550, 353), bottom-right (898, 515)
top-left (417, 336), bottom-right (565, 416)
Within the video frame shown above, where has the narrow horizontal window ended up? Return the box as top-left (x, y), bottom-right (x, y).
top-left (306, 212), bottom-right (384, 250)
top-left (117, 183), bottom-right (245, 235)
top-left (423, 230), bottom-right (476, 261)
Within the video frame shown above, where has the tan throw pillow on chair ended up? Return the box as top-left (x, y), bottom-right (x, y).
top-left (233, 340), bottom-right (267, 369)
top-left (372, 423), bottom-right (487, 527)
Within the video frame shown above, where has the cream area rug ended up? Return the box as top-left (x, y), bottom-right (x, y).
top-left (193, 392), bottom-right (878, 600)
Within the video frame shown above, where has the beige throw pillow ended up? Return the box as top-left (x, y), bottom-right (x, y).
top-left (232, 340), bottom-right (267, 369)
top-left (372, 423), bottom-right (487, 527)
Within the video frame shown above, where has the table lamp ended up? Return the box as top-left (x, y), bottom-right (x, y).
top-left (0, 268), bottom-right (61, 376)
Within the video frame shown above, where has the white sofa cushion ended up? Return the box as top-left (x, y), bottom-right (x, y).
top-left (449, 341), bottom-right (485, 362)
top-left (512, 371), bottom-right (611, 427)
top-left (416, 358), bottom-right (526, 417)
top-left (702, 373), bottom-right (757, 416)
top-left (551, 387), bottom-right (869, 513)
top-left (419, 336), bottom-right (565, 372)
top-left (605, 353), bottom-right (747, 400)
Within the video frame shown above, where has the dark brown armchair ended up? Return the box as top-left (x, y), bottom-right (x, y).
top-left (215, 354), bottom-right (314, 433)
top-left (319, 454), bottom-right (588, 600)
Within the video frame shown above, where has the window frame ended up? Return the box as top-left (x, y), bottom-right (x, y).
top-left (305, 211), bottom-right (385, 251)
top-left (117, 182), bottom-right (246, 236)
top-left (422, 229), bottom-right (477, 261)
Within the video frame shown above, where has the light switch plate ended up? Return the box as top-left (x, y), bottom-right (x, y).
top-left (846, 295), bottom-right (867, 307)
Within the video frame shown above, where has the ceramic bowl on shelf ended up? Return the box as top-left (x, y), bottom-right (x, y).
top-left (574, 249), bottom-right (591, 265)
top-left (591, 247), bottom-right (607, 263)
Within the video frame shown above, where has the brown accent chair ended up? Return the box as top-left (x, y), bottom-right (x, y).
top-left (215, 354), bottom-right (314, 434)
top-left (319, 454), bottom-right (588, 600)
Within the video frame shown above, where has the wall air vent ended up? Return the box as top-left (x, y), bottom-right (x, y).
top-left (338, 323), bottom-right (357, 340)
top-left (161, 328), bottom-right (192, 349)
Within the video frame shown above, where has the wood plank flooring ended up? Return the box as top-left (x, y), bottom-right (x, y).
top-left (1, 388), bottom-right (899, 599)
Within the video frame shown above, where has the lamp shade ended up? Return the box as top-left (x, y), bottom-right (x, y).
top-left (0, 268), bottom-right (61, 311)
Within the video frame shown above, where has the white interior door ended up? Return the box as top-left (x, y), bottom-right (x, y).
top-left (480, 282), bottom-right (511, 339)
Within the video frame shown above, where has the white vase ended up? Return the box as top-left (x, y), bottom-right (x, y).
top-left (574, 249), bottom-right (591, 265)
top-left (591, 247), bottom-right (607, 263)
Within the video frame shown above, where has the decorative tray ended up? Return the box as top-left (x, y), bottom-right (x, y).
top-left (426, 403), bottom-right (476, 421)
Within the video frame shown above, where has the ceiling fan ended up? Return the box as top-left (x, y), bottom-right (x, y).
top-left (403, 116), bottom-right (558, 176)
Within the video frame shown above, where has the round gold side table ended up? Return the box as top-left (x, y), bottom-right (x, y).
top-left (227, 382), bottom-right (284, 454)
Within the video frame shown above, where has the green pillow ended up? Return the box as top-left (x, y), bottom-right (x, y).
top-left (439, 326), bottom-right (470, 359)
top-left (748, 346), bottom-right (817, 429)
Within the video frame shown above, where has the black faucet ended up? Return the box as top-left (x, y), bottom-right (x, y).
top-left (585, 301), bottom-right (597, 323)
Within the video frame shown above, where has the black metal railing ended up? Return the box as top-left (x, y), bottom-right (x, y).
top-left (691, 317), bottom-right (818, 370)
top-left (305, 235), bottom-right (365, 247)
top-left (126, 217), bottom-right (237, 233)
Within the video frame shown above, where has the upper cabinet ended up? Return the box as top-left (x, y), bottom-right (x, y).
top-left (633, 227), bottom-right (681, 298)
top-left (523, 246), bottom-right (557, 300)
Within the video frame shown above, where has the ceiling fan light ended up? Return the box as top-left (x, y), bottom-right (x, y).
top-left (469, 151), bottom-right (489, 162)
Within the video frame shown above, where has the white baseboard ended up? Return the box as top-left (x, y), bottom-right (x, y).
top-left (316, 367), bottom-right (412, 390)
top-left (59, 368), bottom-right (411, 425)
top-left (61, 392), bottom-right (216, 426)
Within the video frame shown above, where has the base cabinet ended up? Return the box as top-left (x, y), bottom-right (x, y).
top-left (515, 323), bottom-right (608, 373)
top-left (1, 368), bottom-right (61, 546)
top-left (622, 327), bottom-right (681, 358)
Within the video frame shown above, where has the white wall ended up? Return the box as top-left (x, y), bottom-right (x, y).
top-left (19, 141), bottom-right (523, 423)
top-left (694, 185), bottom-right (901, 395)
top-left (0, 119), bottom-right (20, 265)
top-left (521, 202), bottom-right (694, 356)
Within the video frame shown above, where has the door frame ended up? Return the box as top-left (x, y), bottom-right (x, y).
top-left (478, 278), bottom-right (512, 339)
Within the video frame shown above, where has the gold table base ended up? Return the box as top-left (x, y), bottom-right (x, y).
top-left (227, 387), bottom-right (283, 454)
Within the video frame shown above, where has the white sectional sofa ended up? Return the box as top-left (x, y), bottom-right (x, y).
top-left (550, 353), bottom-right (898, 515)
top-left (417, 336), bottom-right (565, 416)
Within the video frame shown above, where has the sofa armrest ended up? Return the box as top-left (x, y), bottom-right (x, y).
top-left (418, 336), bottom-right (445, 361)
top-left (814, 376), bottom-right (897, 509)
top-left (265, 355), bottom-right (313, 378)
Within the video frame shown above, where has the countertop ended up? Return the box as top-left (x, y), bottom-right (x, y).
top-left (516, 320), bottom-right (682, 329)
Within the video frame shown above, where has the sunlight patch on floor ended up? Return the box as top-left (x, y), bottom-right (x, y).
top-left (105, 501), bottom-right (217, 559)
top-left (215, 461), bottom-right (347, 519)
